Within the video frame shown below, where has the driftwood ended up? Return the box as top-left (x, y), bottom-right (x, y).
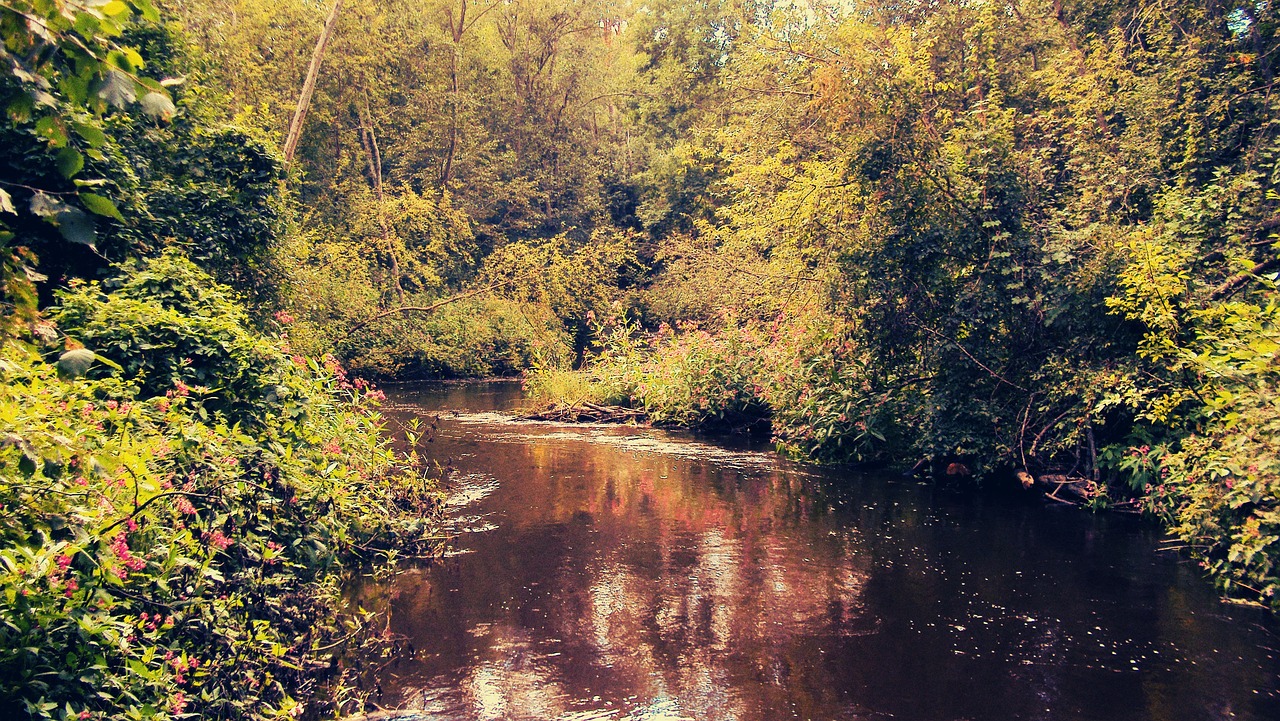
top-left (1031, 473), bottom-right (1099, 505)
top-left (344, 712), bottom-right (431, 721)
top-left (520, 402), bottom-right (645, 424)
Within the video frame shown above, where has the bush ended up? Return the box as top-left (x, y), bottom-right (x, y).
top-left (574, 315), bottom-right (771, 430)
top-left (0, 255), bottom-right (442, 720)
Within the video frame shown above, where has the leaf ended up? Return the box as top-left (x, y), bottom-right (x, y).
top-left (71, 121), bottom-right (107, 148)
top-left (80, 193), bottom-right (124, 222)
top-left (30, 192), bottom-right (71, 219)
top-left (139, 92), bottom-right (176, 119)
top-left (56, 349), bottom-right (98, 378)
top-left (96, 70), bottom-right (136, 109)
top-left (55, 207), bottom-right (98, 249)
top-left (133, 0), bottom-right (161, 22)
top-left (56, 147), bottom-right (85, 179)
top-left (35, 116), bottom-right (68, 147)
top-left (0, 189), bottom-right (13, 215)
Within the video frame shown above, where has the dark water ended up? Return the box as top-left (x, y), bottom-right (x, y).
top-left (368, 381), bottom-right (1280, 721)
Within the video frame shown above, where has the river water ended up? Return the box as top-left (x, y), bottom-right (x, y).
top-left (369, 381), bottom-right (1280, 721)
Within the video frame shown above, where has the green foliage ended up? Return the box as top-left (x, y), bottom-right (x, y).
top-left (2, 1), bottom-right (290, 329)
top-left (563, 314), bottom-right (770, 430)
top-left (0, 0), bottom-right (178, 327)
top-left (340, 297), bottom-right (572, 379)
top-left (0, 254), bottom-right (441, 720)
top-left (53, 251), bottom-right (287, 421)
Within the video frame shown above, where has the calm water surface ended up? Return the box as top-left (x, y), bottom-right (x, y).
top-left (369, 381), bottom-right (1280, 721)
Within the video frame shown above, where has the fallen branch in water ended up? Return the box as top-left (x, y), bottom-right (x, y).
top-left (520, 402), bottom-right (646, 424)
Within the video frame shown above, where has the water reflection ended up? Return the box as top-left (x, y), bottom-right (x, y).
top-left (371, 382), bottom-right (1280, 721)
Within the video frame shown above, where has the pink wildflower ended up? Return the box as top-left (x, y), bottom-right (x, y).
top-left (202, 530), bottom-right (233, 551)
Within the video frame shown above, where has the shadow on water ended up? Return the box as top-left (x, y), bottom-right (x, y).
top-left (362, 381), bottom-right (1280, 721)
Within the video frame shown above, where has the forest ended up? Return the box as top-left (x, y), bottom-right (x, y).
top-left (2, 0), bottom-right (1279, 718)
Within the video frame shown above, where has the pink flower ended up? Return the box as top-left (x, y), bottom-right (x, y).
top-left (56, 554), bottom-right (73, 570)
top-left (202, 530), bottom-right (233, 551)
top-left (109, 534), bottom-right (146, 574)
top-left (274, 310), bottom-right (295, 325)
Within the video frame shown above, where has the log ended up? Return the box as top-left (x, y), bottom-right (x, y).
top-left (519, 403), bottom-right (645, 424)
top-left (1034, 473), bottom-right (1099, 504)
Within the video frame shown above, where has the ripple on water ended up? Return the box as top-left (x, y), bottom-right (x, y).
top-left (446, 473), bottom-right (500, 508)
top-left (448, 421), bottom-right (785, 473)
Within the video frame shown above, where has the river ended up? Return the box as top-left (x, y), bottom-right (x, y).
top-left (366, 381), bottom-right (1280, 721)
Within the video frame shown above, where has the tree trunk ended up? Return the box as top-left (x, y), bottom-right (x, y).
top-left (441, 0), bottom-right (467, 185)
top-left (359, 105), bottom-right (404, 304)
top-left (283, 0), bottom-right (343, 168)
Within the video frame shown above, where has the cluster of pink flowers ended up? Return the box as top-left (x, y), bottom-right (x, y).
top-left (323, 354), bottom-right (355, 390)
top-left (139, 611), bottom-right (173, 632)
top-left (274, 310), bottom-right (295, 325)
top-left (322, 440), bottom-right (342, 456)
top-left (110, 534), bottom-right (146, 576)
top-left (166, 380), bottom-right (190, 398)
top-left (174, 495), bottom-right (198, 515)
top-left (202, 529), bottom-right (234, 551)
top-left (52, 554), bottom-right (80, 597)
top-left (164, 651), bottom-right (200, 685)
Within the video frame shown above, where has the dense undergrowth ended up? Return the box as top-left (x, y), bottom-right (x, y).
top-left (2, 254), bottom-right (442, 720)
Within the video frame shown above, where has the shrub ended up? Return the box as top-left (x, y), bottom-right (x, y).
top-left (582, 315), bottom-right (771, 430)
top-left (0, 255), bottom-right (442, 720)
